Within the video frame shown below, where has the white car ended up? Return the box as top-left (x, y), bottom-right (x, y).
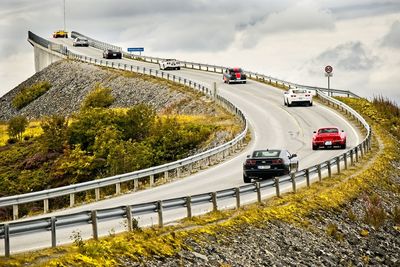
top-left (159, 59), bottom-right (181, 70)
top-left (284, 88), bottom-right (313, 107)
top-left (73, 37), bottom-right (89, 47)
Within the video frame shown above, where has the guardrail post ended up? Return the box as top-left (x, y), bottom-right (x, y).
top-left (4, 224), bottom-right (10, 257)
top-left (51, 216), bottom-right (57, 248)
top-left (115, 183), bottom-right (121, 195)
top-left (164, 171), bottom-right (169, 182)
top-left (134, 179), bottom-right (139, 191)
top-left (211, 192), bottom-right (218, 211)
top-left (176, 167), bottom-right (181, 178)
top-left (70, 193), bottom-right (75, 207)
top-left (126, 206), bottom-right (133, 231)
top-left (149, 175), bottom-right (154, 187)
top-left (305, 169), bottom-right (310, 187)
top-left (275, 177), bottom-right (280, 197)
top-left (336, 156), bottom-right (341, 174)
top-left (44, 199), bottom-right (49, 213)
top-left (157, 201), bottom-right (163, 227)
top-left (350, 150), bottom-right (354, 165)
top-left (317, 164), bottom-right (322, 182)
top-left (355, 147), bottom-right (359, 162)
top-left (360, 144), bottom-right (364, 158)
top-left (291, 173), bottom-right (296, 193)
top-left (344, 152), bottom-right (348, 170)
top-left (327, 161), bottom-right (332, 178)
top-left (235, 187), bottom-right (241, 209)
top-left (255, 182), bottom-right (262, 203)
top-left (186, 196), bottom-right (192, 218)
top-left (213, 82), bottom-right (217, 99)
top-left (95, 188), bottom-right (100, 201)
top-left (12, 205), bottom-right (18, 220)
top-left (91, 210), bottom-right (98, 240)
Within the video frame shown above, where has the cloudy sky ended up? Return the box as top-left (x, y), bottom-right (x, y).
top-left (1, 0), bottom-right (400, 103)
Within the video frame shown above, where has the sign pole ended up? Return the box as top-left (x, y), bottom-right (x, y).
top-left (324, 65), bottom-right (333, 96)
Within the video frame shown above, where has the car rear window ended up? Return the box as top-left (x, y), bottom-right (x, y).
top-left (252, 150), bottom-right (280, 158)
top-left (319, 128), bottom-right (339, 133)
top-left (292, 90), bottom-right (307, 94)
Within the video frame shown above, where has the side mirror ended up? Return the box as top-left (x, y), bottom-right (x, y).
top-left (291, 154), bottom-right (297, 158)
top-left (341, 130), bottom-right (344, 132)
top-left (246, 155), bottom-right (250, 158)
top-left (313, 131), bottom-right (316, 133)
top-left (284, 92), bottom-right (288, 94)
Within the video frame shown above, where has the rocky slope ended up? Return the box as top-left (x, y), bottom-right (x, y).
top-left (0, 60), bottom-right (217, 121)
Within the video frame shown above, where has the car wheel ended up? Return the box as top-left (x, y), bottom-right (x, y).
top-left (312, 144), bottom-right (318, 150)
top-left (177, 67), bottom-right (181, 70)
top-left (287, 102), bottom-right (292, 107)
top-left (341, 142), bottom-right (346, 149)
top-left (243, 81), bottom-right (246, 84)
top-left (243, 174), bottom-right (251, 183)
top-left (309, 101), bottom-right (313, 106)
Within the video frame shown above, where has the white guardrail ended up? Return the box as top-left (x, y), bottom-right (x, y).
top-left (0, 31), bottom-right (371, 257)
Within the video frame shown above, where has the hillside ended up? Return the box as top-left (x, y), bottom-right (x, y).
top-left (0, 60), bottom-right (217, 121)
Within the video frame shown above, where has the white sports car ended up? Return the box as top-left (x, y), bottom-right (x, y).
top-left (159, 59), bottom-right (181, 70)
top-left (284, 88), bottom-right (313, 107)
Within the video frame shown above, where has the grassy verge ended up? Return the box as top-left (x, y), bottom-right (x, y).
top-left (2, 98), bottom-right (399, 266)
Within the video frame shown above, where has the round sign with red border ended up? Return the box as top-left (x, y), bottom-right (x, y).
top-left (325, 65), bottom-right (333, 74)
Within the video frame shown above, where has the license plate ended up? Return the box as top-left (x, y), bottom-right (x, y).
top-left (325, 141), bottom-right (332, 146)
top-left (113, 53), bottom-right (117, 56)
top-left (258, 165), bottom-right (270, 169)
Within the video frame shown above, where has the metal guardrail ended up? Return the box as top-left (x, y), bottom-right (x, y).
top-left (71, 31), bottom-right (358, 98)
top-left (0, 33), bottom-right (247, 221)
top-left (0, 31), bottom-right (372, 257)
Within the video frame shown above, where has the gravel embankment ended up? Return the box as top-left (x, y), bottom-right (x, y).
top-left (0, 60), bottom-right (217, 121)
top-left (127, 175), bottom-right (400, 267)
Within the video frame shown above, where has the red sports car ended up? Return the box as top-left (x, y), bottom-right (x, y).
top-left (312, 127), bottom-right (346, 150)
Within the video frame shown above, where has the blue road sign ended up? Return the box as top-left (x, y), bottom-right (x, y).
top-left (127, 47), bottom-right (144, 52)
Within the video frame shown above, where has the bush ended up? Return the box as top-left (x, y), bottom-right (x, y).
top-left (81, 83), bottom-right (115, 110)
top-left (12, 81), bottom-right (51, 110)
top-left (120, 104), bottom-right (156, 141)
top-left (7, 115), bottom-right (28, 141)
top-left (41, 115), bottom-right (68, 152)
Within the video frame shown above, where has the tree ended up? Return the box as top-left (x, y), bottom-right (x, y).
top-left (41, 115), bottom-right (68, 152)
top-left (8, 115), bottom-right (28, 141)
top-left (81, 83), bottom-right (115, 110)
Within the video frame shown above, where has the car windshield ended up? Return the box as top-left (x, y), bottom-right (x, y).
top-left (318, 128), bottom-right (339, 134)
top-left (252, 150), bottom-right (280, 158)
top-left (292, 89), bottom-right (307, 94)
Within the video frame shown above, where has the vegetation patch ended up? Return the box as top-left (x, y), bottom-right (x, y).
top-left (12, 81), bottom-right (51, 110)
top-left (3, 97), bottom-right (399, 266)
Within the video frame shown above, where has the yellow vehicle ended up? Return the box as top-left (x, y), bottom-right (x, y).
top-left (53, 30), bottom-right (68, 38)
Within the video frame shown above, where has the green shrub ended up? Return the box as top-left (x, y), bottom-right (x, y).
top-left (7, 115), bottom-right (28, 141)
top-left (120, 104), bottom-right (156, 141)
top-left (12, 81), bottom-right (51, 109)
top-left (81, 83), bottom-right (115, 110)
top-left (41, 115), bottom-right (68, 152)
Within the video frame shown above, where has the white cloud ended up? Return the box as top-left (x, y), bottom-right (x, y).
top-left (381, 20), bottom-right (400, 48)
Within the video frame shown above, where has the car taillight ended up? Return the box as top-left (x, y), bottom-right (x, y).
top-left (272, 159), bottom-right (283, 164)
top-left (290, 95), bottom-right (296, 97)
top-left (246, 159), bottom-right (256, 165)
top-left (305, 94), bottom-right (310, 97)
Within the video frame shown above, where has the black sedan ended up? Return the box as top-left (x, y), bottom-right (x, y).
top-left (243, 149), bottom-right (299, 183)
top-left (103, 49), bottom-right (122, 59)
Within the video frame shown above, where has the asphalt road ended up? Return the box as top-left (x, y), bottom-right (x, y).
top-left (0, 38), bottom-right (363, 255)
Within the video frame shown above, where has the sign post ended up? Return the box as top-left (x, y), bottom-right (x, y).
top-left (324, 65), bottom-right (333, 96)
top-left (127, 47), bottom-right (144, 56)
